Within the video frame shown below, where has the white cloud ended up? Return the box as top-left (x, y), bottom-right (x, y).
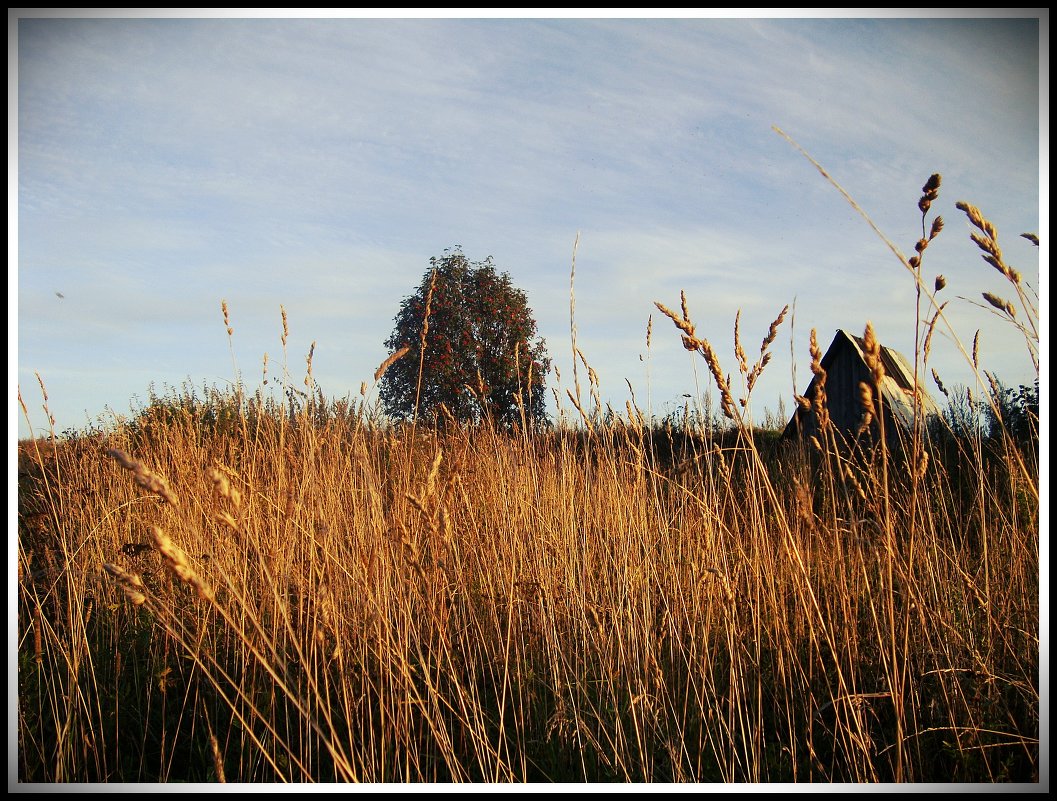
top-left (15, 15), bottom-right (1042, 438)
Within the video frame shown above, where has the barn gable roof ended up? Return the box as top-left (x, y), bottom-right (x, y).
top-left (782, 329), bottom-right (941, 439)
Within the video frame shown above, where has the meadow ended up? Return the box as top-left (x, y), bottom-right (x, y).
top-left (16, 177), bottom-right (1040, 784)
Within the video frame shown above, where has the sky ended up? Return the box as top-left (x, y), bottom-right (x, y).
top-left (12, 10), bottom-right (1046, 441)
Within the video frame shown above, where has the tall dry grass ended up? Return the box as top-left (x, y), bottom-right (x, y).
top-left (16, 164), bottom-right (1039, 784)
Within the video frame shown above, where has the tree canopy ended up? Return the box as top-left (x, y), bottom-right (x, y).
top-left (379, 248), bottom-right (551, 427)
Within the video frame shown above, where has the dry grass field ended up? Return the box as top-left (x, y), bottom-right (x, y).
top-left (16, 182), bottom-right (1040, 784)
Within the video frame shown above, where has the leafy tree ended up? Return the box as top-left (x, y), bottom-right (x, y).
top-left (379, 248), bottom-right (551, 427)
top-left (934, 376), bottom-right (1039, 453)
top-left (986, 377), bottom-right (1039, 449)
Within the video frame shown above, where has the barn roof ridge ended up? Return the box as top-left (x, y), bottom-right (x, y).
top-left (782, 327), bottom-right (941, 440)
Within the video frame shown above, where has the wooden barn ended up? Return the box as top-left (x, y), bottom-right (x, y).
top-left (782, 329), bottom-right (942, 444)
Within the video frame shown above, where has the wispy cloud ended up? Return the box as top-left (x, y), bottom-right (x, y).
top-left (16, 14), bottom-right (1041, 437)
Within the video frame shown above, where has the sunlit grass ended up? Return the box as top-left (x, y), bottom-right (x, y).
top-left (16, 164), bottom-right (1039, 783)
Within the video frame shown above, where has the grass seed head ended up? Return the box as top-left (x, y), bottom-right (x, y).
top-left (862, 323), bottom-right (885, 387)
top-left (149, 526), bottom-right (213, 602)
top-left (923, 301), bottom-right (947, 365)
top-left (931, 368), bottom-right (949, 397)
top-left (857, 381), bottom-right (875, 433)
top-left (746, 304), bottom-right (789, 392)
top-left (654, 300), bottom-right (695, 341)
top-left (374, 346), bottom-right (411, 382)
top-left (929, 215), bottom-right (944, 240)
top-left (305, 341), bottom-right (316, 386)
top-left (915, 449), bottom-right (930, 481)
top-left (103, 563), bottom-right (148, 606)
top-left (760, 305), bottom-right (789, 355)
top-left (956, 201), bottom-right (997, 241)
top-left (216, 510), bottom-right (239, 531)
top-left (918, 173), bottom-right (941, 213)
top-left (808, 329), bottom-right (830, 428)
top-left (734, 311), bottom-right (748, 375)
top-left (983, 292), bottom-right (1016, 318)
top-left (421, 268), bottom-right (438, 347)
top-left (106, 449), bottom-right (179, 506)
top-left (207, 467), bottom-right (242, 508)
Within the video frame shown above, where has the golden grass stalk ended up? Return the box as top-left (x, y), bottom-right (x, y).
top-left (205, 711), bottom-right (227, 783)
top-left (102, 562), bottom-right (148, 606)
top-left (918, 173), bottom-right (941, 214)
top-left (956, 201), bottom-right (1026, 286)
top-left (955, 200), bottom-right (997, 240)
top-left (304, 341), bottom-right (316, 388)
top-left (840, 459), bottom-right (868, 502)
top-left (577, 348), bottom-right (602, 412)
top-left (929, 215), bottom-right (945, 240)
top-left (862, 323), bottom-right (885, 388)
top-left (747, 304), bottom-right (789, 393)
top-left (931, 368), bottom-right (949, 398)
top-left (149, 525), bottom-right (214, 602)
top-left (734, 311), bottom-right (748, 376)
top-left (19, 390), bottom-right (1041, 782)
top-left (959, 199), bottom-right (997, 243)
top-left (655, 295), bottom-right (738, 421)
top-left (106, 448), bottom-right (179, 506)
top-left (375, 345), bottom-right (411, 382)
top-left (566, 388), bottom-right (595, 433)
top-left (857, 381), bottom-right (875, 435)
top-left (34, 372), bottom-right (57, 431)
top-left (914, 449), bottom-right (929, 481)
top-left (570, 232), bottom-right (584, 406)
top-left (698, 339), bottom-right (737, 421)
top-left (422, 269), bottom-right (438, 347)
top-left (912, 176), bottom-right (942, 267)
top-left (808, 328), bottom-right (830, 429)
top-left (207, 466), bottom-right (242, 509)
top-left (922, 301), bottom-right (948, 365)
top-left (35, 371), bottom-right (49, 404)
top-left (409, 267), bottom-right (440, 429)
top-left (654, 297), bottom-right (695, 344)
top-left (216, 510), bottom-right (239, 531)
top-left (32, 606), bottom-right (44, 663)
top-left (982, 291), bottom-right (1017, 319)
top-left (425, 448), bottom-right (443, 501)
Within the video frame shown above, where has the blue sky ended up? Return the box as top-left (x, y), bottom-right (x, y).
top-left (13, 10), bottom-right (1045, 439)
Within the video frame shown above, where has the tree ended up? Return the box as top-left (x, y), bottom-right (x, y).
top-left (985, 376), bottom-right (1039, 450)
top-left (379, 248), bottom-right (551, 428)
